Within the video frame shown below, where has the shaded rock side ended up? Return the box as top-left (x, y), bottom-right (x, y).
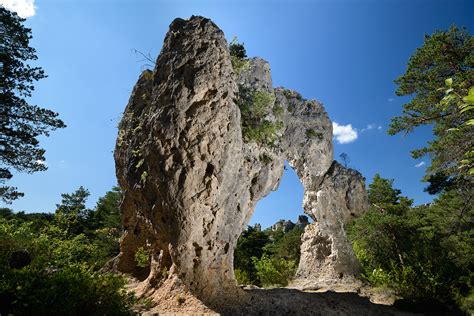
top-left (114, 15), bottom-right (369, 307)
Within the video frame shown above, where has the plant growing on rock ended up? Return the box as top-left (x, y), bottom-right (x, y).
top-left (135, 246), bottom-right (151, 268)
top-left (306, 128), bottom-right (323, 141)
top-left (229, 37), bottom-right (249, 75)
top-left (238, 88), bottom-right (284, 146)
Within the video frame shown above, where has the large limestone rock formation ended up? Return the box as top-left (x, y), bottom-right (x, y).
top-left (114, 16), bottom-right (368, 307)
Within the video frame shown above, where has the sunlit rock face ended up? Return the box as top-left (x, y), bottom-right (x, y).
top-left (114, 15), bottom-right (368, 305)
top-left (293, 162), bottom-right (369, 289)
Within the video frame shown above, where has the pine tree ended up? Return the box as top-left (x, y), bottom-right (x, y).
top-left (0, 7), bottom-right (65, 203)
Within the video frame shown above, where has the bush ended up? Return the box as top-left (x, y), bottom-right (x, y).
top-left (1, 264), bottom-right (134, 315)
top-left (305, 128), bottom-right (323, 141)
top-left (242, 120), bottom-right (284, 146)
top-left (0, 191), bottom-right (135, 315)
top-left (237, 83), bottom-right (284, 146)
top-left (253, 254), bottom-right (296, 288)
top-left (229, 38), bottom-right (285, 146)
top-left (234, 268), bottom-right (252, 285)
top-left (229, 37), bottom-right (249, 75)
top-left (234, 225), bottom-right (303, 287)
top-left (135, 246), bottom-right (151, 268)
top-left (347, 174), bottom-right (474, 313)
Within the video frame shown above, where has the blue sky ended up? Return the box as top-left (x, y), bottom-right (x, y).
top-left (2, 0), bottom-right (473, 228)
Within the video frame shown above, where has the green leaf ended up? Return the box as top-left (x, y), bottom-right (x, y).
top-left (465, 119), bottom-right (474, 126)
top-left (445, 78), bottom-right (453, 87)
top-left (460, 105), bottom-right (474, 113)
top-left (468, 86), bottom-right (474, 96)
top-left (462, 95), bottom-right (474, 105)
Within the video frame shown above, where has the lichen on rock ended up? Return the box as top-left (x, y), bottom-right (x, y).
top-left (113, 15), bottom-right (369, 308)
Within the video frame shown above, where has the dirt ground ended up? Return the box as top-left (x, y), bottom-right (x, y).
top-left (137, 285), bottom-right (419, 316)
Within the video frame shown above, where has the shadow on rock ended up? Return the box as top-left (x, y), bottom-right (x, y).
top-left (219, 288), bottom-right (420, 316)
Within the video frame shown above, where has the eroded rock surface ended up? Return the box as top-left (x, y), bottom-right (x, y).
top-left (292, 162), bottom-right (369, 290)
top-left (114, 15), bottom-right (369, 308)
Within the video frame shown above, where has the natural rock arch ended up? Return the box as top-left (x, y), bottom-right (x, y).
top-left (113, 16), bottom-right (368, 307)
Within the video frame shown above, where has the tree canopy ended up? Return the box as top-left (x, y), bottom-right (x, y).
top-left (348, 174), bottom-right (473, 314)
top-left (389, 26), bottom-right (473, 190)
top-left (0, 7), bottom-right (65, 203)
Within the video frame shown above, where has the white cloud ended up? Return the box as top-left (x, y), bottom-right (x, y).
top-left (1, 0), bottom-right (36, 18)
top-left (415, 161), bottom-right (425, 168)
top-left (388, 98), bottom-right (394, 102)
top-left (333, 122), bottom-right (358, 144)
top-left (377, 125), bottom-right (382, 130)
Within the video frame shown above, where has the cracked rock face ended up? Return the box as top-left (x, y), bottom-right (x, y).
top-left (114, 15), bottom-right (368, 305)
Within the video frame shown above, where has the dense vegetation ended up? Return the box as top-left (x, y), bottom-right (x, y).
top-left (348, 27), bottom-right (473, 315)
top-left (233, 223), bottom-right (304, 287)
top-left (347, 175), bottom-right (473, 314)
top-left (0, 187), bottom-right (137, 315)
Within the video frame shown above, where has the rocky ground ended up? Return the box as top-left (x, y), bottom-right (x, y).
top-left (137, 285), bottom-right (418, 315)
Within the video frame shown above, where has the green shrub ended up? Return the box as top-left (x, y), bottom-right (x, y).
top-left (0, 217), bottom-right (135, 315)
top-left (252, 254), bottom-right (296, 288)
top-left (1, 264), bottom-right (135, 315)
top-left (135, 246), bottom-right (151, 268)
top-left (347, 174), bottom-right (474, 313)
top-left (305, 128), bottom-right (323, 141)
top-left (251, 91), bottom-right (276, 118)
top-left (234, 226), bottom-right (269, 286)
top-left (234, 268), bottom-right (252, 285)
top-left (234, 225), bottom-right (303, 287)
top-left (273, 105), bottom-right (284, 116)
top-left (231, 56), bottom-right (250, 75)
top-left (229, 37), bottom-right (249, 75)
top-left (242, 120), bottom-right (284, 146)
top-left (237, 87), bottom-right (284, 146)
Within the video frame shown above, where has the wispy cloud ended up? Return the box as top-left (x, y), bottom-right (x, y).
top-left (333, 122), bottom-right (358, 144)
top-left (360, 123), bottom-right (376, 132)
top-left (1, 0), bottom-right (36, 18)
top-left (415, 161), bottom-right (425, 168)
top-left (388, 98), bottom-right (394, 102)
top-left (360, 123), bottom-right (383, 133)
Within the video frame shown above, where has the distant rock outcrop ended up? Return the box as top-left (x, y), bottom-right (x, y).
top-left (270, 219), bottom-right (295, 233)
top-left (296, 215), bottom-right (310, 228)
top-left (113, 15), bottom-right (368, 308)
top-left (269, 215), bottom-right (309, 233)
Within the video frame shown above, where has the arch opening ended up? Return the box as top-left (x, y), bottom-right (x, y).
top-left (233, 161), bottom-right (311, 288)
